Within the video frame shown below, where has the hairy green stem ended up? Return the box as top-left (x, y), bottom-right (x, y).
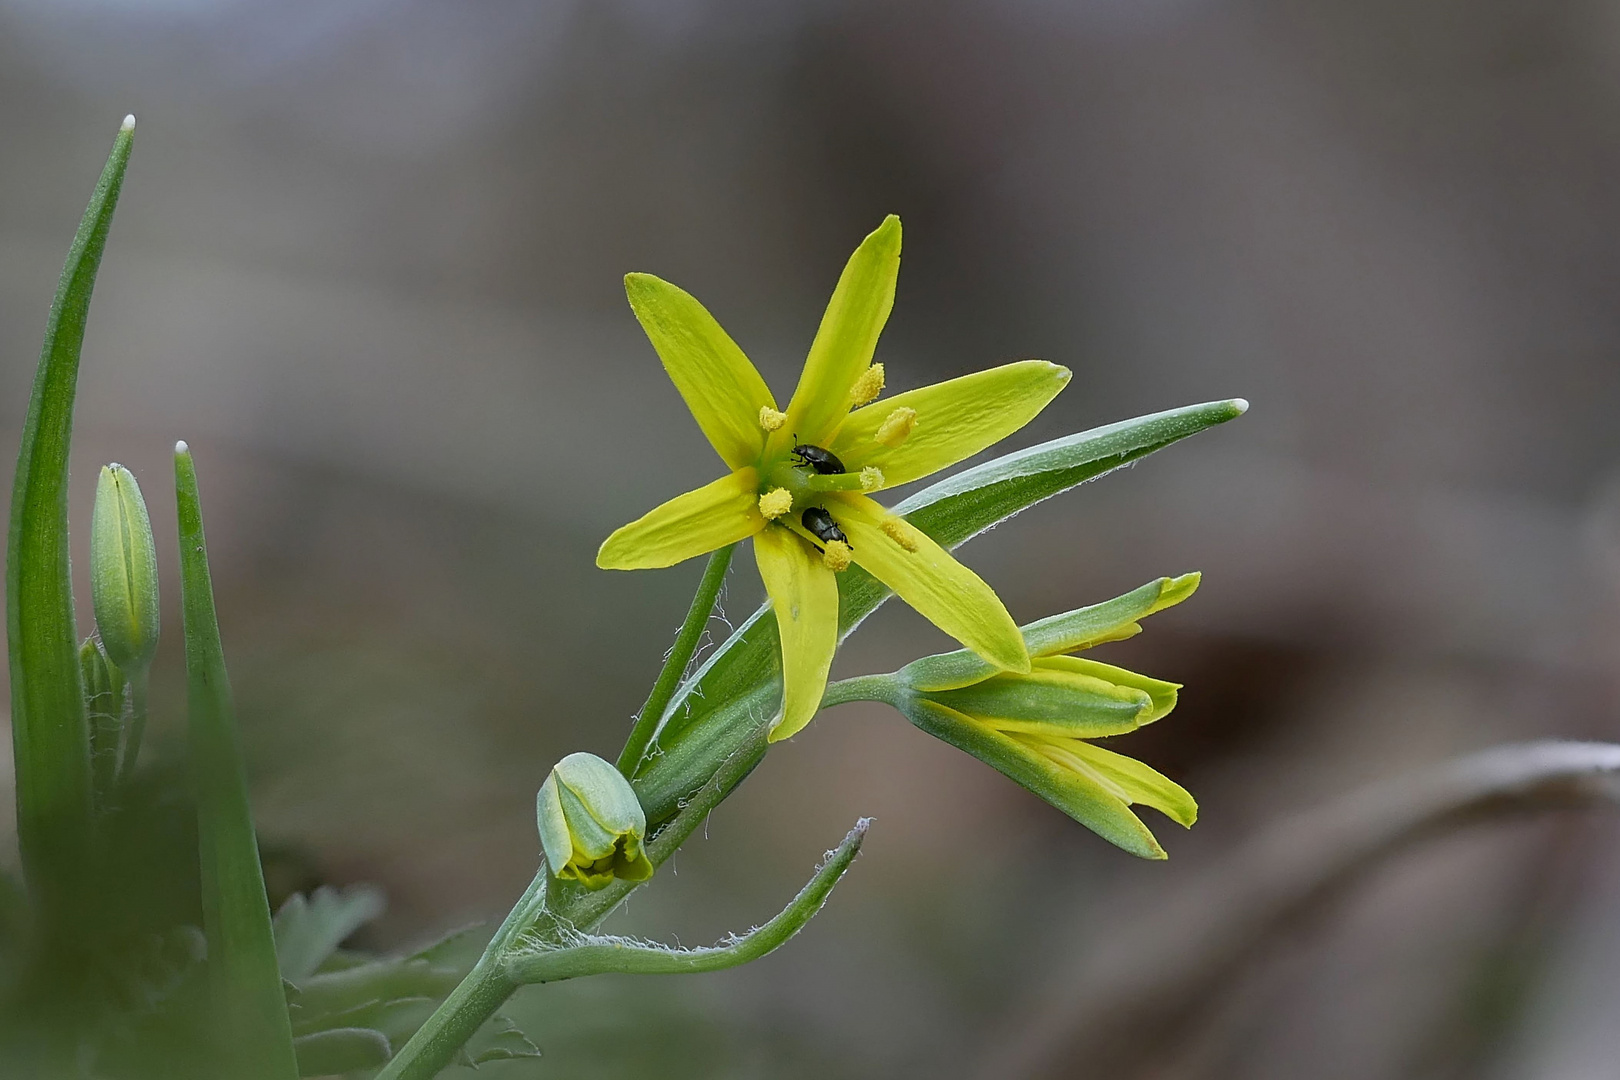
top-left (618, 543), bottom-right (734, 774)
top-left (374, 870), bottom-right (545, 1080)
top-left (116, 670), bottom-right (148, 791)
top-left (506, 818), bottom-right (868, 984)
top-left (380, 725), bottom-right (771, 1080)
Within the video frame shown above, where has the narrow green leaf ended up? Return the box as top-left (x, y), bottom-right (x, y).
top-left (504, 818), bottom-right (870, 983)
top-left (631, 400), bottom-right (1247, 820)
top-left (175, 442), bottom-right (300, 1080)
top-left (6, 116), bottom-right (135, 910)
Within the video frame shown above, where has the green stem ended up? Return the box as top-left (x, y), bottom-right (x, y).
top-left (116, 670), bottom-right (148, 791)
top-left (819, 673), bottom-right (900, 709)
top-left (374, 870), bottom-right (545, 1080)
top-left (505, 819), bottom-right (868, 984)
top-left (380, 726), bottom-right (771, 1080)
top-left (617, 543), bottom-right (734, 774)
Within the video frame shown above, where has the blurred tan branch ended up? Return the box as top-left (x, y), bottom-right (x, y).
top-left (985, 740), bottom-right (1620, 1080)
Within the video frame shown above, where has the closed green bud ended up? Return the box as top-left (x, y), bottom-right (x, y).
top-left (537, 752), bottom-right (654, 890)
top-left (91, 463), bottom-right (160, 675)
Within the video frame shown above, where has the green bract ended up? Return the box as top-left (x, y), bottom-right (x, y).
top-left (91, 462), bottom-right (160, 676)
top-left (537, 752), bottom-right (655, 889)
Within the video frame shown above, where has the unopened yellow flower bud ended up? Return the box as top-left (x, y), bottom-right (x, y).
top-left (537, 752), bottom-right (654, 890)
top-left (758, 487), bottom-right (793, 520)
top-left (874, 406), bottom-right (916, 447)
top-left (91, 463), bottom-right (160, 676)
top-left (759, 406), bottom-right (788, 432)
top-left (849, 363), bottom-right (885, 407)
top-left (822, 539), bottom-right (853, 571)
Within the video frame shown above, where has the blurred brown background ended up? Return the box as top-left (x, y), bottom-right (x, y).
top-left (6, 1), bottom-right (1620, 1076)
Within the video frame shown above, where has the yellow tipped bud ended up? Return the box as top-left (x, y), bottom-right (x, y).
top-left (758, 487), bottom-right (794, 520)
top-left (91, 464), bottom-right (160, 676)
top-left (822, 539), bottom-right (853, 571)
top-left (874, 406), bottom-right (917, 447)
top-left (759, 406), bottom-right (788, 432)
top-left (881, 516), bottom-right (920, 553)
top-left (849, 363), bottom-right (885, 407)
top-left (859, 466), bottom-right (884, 492)
top-left (537, 752), bottom-right (654, 890)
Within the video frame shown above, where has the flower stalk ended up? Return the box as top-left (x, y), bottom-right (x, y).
top-left (617, 542), bottom-right (735, 773)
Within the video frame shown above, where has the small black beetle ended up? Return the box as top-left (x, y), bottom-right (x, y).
top-left (790, 442), bottom-right (846, 475)
top-left (801, 507), bottom-right (849, 547)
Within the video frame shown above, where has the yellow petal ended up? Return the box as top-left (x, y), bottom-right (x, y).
top-left (1027, 737), bottom-right (1197, 828)
top-left (831, 360), bottom-right (1070, 489)
top-left (910, 699), bottom-right (1167, 859)
top-left (755, 527), bottom-right (840, 741)
top-left (625, 273), bottom-right (777, 470)
top-left (833, 494), bottom-right (1029, 672)
top-left (597, 470), bottom-right (763, 570)
top-left (780, 216), bottom-right (902, 448)
top-left (1035, 656), bottom-right (1180, 725)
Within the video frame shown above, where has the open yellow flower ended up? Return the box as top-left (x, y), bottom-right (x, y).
top-left (597, 215), bottom-right (1070, 740)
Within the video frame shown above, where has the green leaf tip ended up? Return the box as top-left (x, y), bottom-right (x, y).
top-left (176, 445), bottom-right (301, 1080)
top-left (7, 106), bottom-right (138, 914)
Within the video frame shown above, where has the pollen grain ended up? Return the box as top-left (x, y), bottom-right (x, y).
top-left (849, 363), bottom-right (886, 407)
top-left (758, 487), bottom-right (794, 520)
top-left (881, 516), bottom-right (920, 552)
top-left (875, 406), bottom-right (916, 447)
top-left (822, 539), bottom-right (853, 571)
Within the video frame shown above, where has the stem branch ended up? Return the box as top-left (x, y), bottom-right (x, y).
top-left (617, 543), bottom-right (734, 774)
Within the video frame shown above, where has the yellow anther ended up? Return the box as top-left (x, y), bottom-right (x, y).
top-left (759, 406), bottom-right (788, 432)
top-left (874, 406), bottom-right (917, 447)
top-left (860, 466), bottom-right (884, 492)
top-left (758, 488), bottom-right (793, 520)
top-left (881, 516), bottom-right (920, 552)
top-left (822, 539), bottom-right (853, 571)
top-left (849, 363), bottom-right (886, 407)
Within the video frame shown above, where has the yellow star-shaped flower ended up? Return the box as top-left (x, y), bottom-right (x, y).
top-left (597, 216), bottom-right (1070, 740)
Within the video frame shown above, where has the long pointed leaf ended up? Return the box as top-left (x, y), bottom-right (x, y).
top-left (632, 399), bottom-right (1247, 819)
top-left (5, 117), bottom-right (135, 909)
top-left (176, 442), bottom-right (300, 1080)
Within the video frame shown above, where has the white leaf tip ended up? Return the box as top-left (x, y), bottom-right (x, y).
top-left (174, 440), bottom-right (189, 454)
top-left (121, 114), bottom-right (136, 132)
top-left (1231, 398), bottom-right (1250, 415)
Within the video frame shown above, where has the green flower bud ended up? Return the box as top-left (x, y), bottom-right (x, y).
top-left (537, 752), bottom-right (654, 890)
top-left (91, 463), bottom-right (160, 675)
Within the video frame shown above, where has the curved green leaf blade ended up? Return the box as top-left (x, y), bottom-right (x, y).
top-left (631, 399), bottom-right (1247, 819)
top-left (6, 116), bottom-right (134, 909)
top-left (176, 443), bottom-right (300, 1080)
top-left (505, 818), bottom-right (869, 983)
